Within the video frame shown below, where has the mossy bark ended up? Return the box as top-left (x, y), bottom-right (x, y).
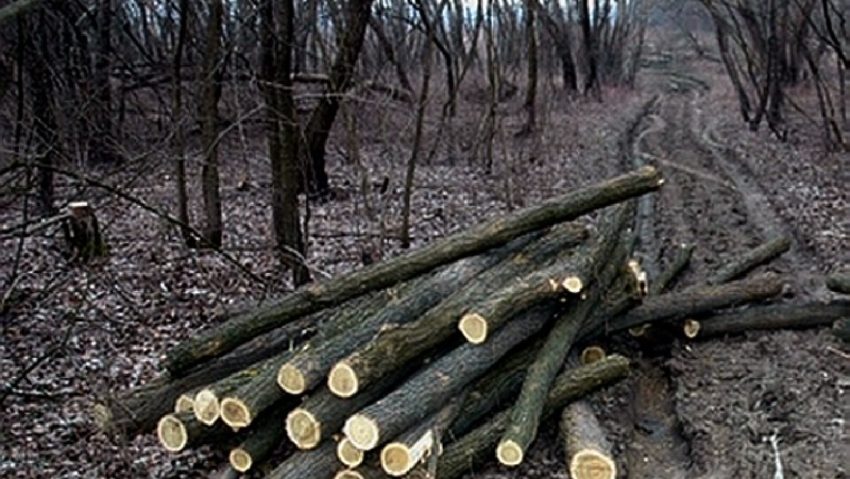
top-left (602, 274), bottom-right (784, 334)
top-left (332, 223), bottom-right (587, 397)
top-left (694, 301), bottom-right (850, 338)
top-left (707, 236), bottom-right (791, 285)
top-left (827, 273), bottom-right (850, 295)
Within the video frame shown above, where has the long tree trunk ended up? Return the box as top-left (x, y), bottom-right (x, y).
top-left (261, 0), bottom-right (310, 284)
top-left (522, 0), bottom-right (538, 133)
top-left (29, 9), bottom-right (57, 215)
top-left (302, 0), bottom-right (375, 197)
top-left (91, 0), bottom-right (115, 163)
top-left (172, 0), bottom-right (194, 247)
top-left (200, 0), bottom-right (224, 247)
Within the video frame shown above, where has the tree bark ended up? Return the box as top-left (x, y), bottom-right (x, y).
top-left (302, 0), bottom-right (375, 196)
top-left (267, 440), bottom-right (340, 479)
top-left (827, 273), bottom-right (850, 295)
top-left (228, 410), bottom-right (285, 472)
top-left (91, 0), bottom-right (116, 163)
top-left (522, 0), bottom-right (538, 133)
top-left (690, 301), bottom-right (850, 339)
top-left (171, 0), bottom-right (194, 247)
top-left (599, 274), bottom-right (785, 335)
top-left (833, 318), bottom-right (850, 342)
top-left (651, 243), bottom-right (694, 295)
top-left (261, 0), bottom-right (310, 285)
top-left (164, 166), bottom-right (662, 376)
top-left (435, 355), bottom-right (630, 479)
top-left (328, 224), bottom-right (588, 399)
top-left (200, 0), bottom-right (224, 247)
top-left (707, 236), bottom-right (791, 285)
top-left (343, 306), bottom-right (555, 452)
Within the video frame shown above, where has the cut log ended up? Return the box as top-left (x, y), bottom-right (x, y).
top-left (833, 318), bottom-right (850, 342)
top-left (278, 245), bottom-right (517, 395)
top-left (329, 224), bottom-right (588, 398)
top-left (93, 310), bottom-right (318, 439)
top-left (580, 346), bottom-right (606, 365)
top-left (174, 393), bottom-right (194, 414)
top-left (682, 319), bottom-right (701, 338)
top-left (164, 166), bottom-right (663, 375)
top-left (707, 236), bottom-right (791, 285)
top-left (827, 273), bottom-right (850, 295)
top-left (497, 205), bottom-right (634, 466)
top-left (343, 306), bottom-right (556, 452)
top-left (600, 274), bottom-right (785, 334)
top-left (229, 407), bottom-right (285, 472)
top-left (380, 395), bottom-right (465, 477)
top-left (337, 437), bottom-right (364, 468)
top-left (286, 369), bottom-right (408, 450)
top-left (560, 401), bottom-right (616, 479)
top-left (194, 365), bottom-right (262, 426)
top-left (435, 355), bottom-right (630, 479)
top-left (220, 352), bottom-right (295, 429)
top-left (690, 301), bottom-right (850, 339)
top-left (267, 440), bottom-right (341, 479)
top-left (156, 412), bottom-right (228, 453)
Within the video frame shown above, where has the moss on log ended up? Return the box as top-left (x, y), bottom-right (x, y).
top-left (164, 167), bottom-right (663, 375)
top-left (278, 246), bottom-right (517, 395)
top-left (435, 355), bottom-right (630, 479)
top-left (707, 236), bottom-right (791, 285)
top-left (691, 301), bottom-right (850, 338)
top-left (560, 401), bottom-right (616, 479)
top-left (827, 273), bottom-right (850, 295)
top-left (343, 307), bottom-right (556, 452)
top-left (329, 224), bottom-right (587, 398)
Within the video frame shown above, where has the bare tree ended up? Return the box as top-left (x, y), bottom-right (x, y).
top-left (260, 0), bottom-right (311, 284)
top-left (200, 0), bottom-right (225, 247)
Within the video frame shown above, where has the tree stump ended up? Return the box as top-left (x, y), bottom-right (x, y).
top-left (65, 201), bottom-right (107, 261)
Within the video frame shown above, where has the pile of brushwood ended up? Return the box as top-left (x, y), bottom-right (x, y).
top-left (94, 166), bottom-right (850, 479)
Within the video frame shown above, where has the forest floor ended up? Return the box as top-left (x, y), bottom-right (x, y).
top-left (1, 52), bottom-right (848, 478)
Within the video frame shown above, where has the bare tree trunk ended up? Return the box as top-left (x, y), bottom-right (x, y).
top-left (401, 0), bottom-right (437, 249)
top-left (200, 0), bottom-right (224, 247)
top-left (172, 0), bottom-right (195, 247)
top-left (260, 0), bottom-right (310, 285)
top-left (29, 9), bottom-right (56, 215)
top-left (578, 0), bottom-right (599, 98)
top-left (302, 0), bottom-right (375, 197)
top-left (91, 0), bottom-right (115, 163)
top-left (521, 0), bottom-right (538, 134)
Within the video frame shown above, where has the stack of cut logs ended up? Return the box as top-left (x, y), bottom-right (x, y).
top-left (93, 166), bottom-right (850, 479)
